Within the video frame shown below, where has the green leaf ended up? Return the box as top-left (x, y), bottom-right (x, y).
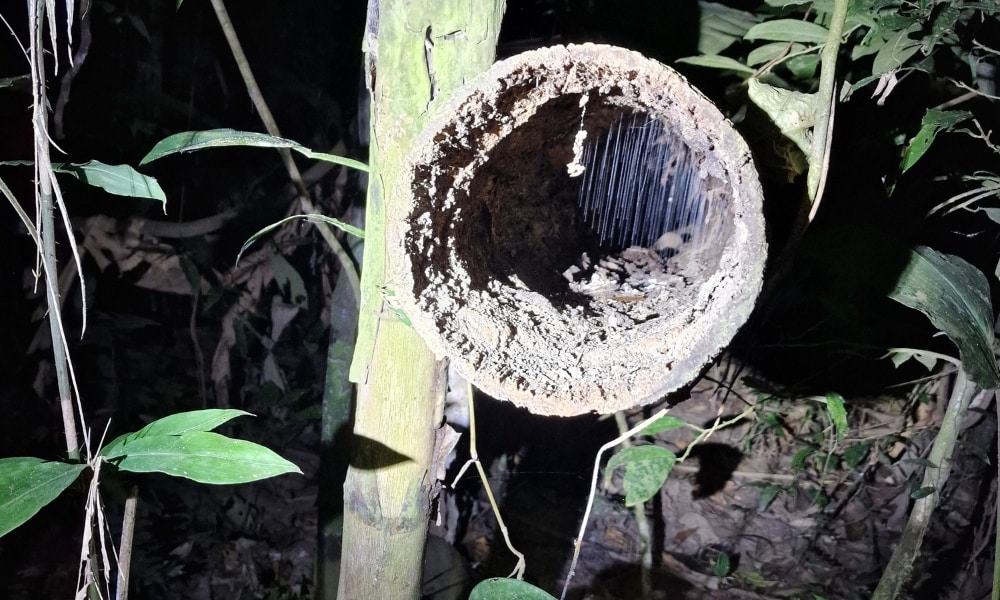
top-left (886, 348), bottom-right (951, 372)
top-left (747, 42), bottom-right (804, 67)
top-left (824, 393), bottom-right (848, 442)
top-left (786, 54), bottom-right (819, 80)
top-left (698, 2), bottom-right (761, 55)
top-left (101, 409), bottom-right (253, 457)
top-left (842, 443), bottom-right (871, 468)
top-left (902, 457), bottom-right (939, 469)
top-left (747, 79), bottom-right (817, 155)
top-left (469, 577), bottom-right (557, 600)
top-left (104, 431), bottom-right (302, 484)
top-left (237, 213), bottom-right (365, 265)
top-left (606, 445), bottom-right (677, 507)
top-left (140, 128), bottom-right (369, 173)
top-left (756, 483), bottom-right (783, 512)
top-left (53, 161), bottom-right (166, 209)
top-left (712, 552), bottom-right (731, 577)
top-left (872, 26), bottom-right (922, 75)
top-left (744, 19), bottom-right (830, 44)
top-left (791, 447), bottom-right (813, 470)
top-left (887, 246), bottom-right (1000, 388)
top-left (641, 415), bottom-right (688, 436)
top-left (0, 458), bottom-right (87, 538)
top-left (901, 109), bottom-right (973, 172)
top-left (675, 55), bottom-right (755, 75)
top-left (910, 485), bottom-right (936, 499)
top-left (764, 0), bottom-right (814, 6)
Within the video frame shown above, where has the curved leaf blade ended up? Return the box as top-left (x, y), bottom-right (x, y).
top-left (105, 431), bottom-right (302, 484)
top-left (745, 19), bottom-right (829, 44)
top-left (469, 577), bottom-right (557, 600)
top-left (675, 55), bottom-right (755, 75)
top-left (901, 109), bottom-right (972, 172)
top-left (140, 128), bottom-right (369, 172)
top-left (53, 160), bottom-right (166, 207)
top-left (236, 214), bottom-right (365, 265)
top-left (606, 445), bottom-right (677, 507)
top-left (0, 458), bottom-right (87, 538)
top-left (101, 409), bottom-right (253, 457)
top-left (888, 246), bottom-right (999, 388)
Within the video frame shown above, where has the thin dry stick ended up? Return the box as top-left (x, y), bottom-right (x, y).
top-left (208, 0), bottom-right (360, 306)
top-left (450, 382), bottom-right (526, 579)
top-left (30, 0), bottom-right (82, 461)
top-left (561, 405), bottom-right (757, 599)
top-left (115, 486), bottom-right (138, 600)
top-left (560, 406), bottom-right (668, 600)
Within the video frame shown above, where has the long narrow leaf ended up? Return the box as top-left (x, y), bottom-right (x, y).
top-left (101, 409), bottom-right (253, 457)
top-left (52, 161), bottom-right (167, 208)
top-left (888, 246), bottom-right (1000, 388)
top-left (105, 431), bottom-right (302, 484)
top-left (745, 19), bottom-right (829, 43)
top-left (236, 214), bottom-right (365, 265)
top-left (0, 458), bottom-right (87, 538)
top-left (140, 128), bottom-right (369, 173)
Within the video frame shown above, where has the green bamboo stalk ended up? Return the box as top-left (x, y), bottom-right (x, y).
top-left (338, 2), bottom-right (505, 598)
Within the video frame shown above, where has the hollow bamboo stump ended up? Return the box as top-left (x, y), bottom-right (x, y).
top-left (390, 44), bottom-right (766, 416)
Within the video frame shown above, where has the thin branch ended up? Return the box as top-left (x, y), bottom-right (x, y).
top-left (208, 0), bottom-right (360, 306)
top-left (450, 382), bottom-right (526, 580)
top-left (872, 368), bottom-right (978, 599)
top-left (807, 0), bottom-right (849, 204)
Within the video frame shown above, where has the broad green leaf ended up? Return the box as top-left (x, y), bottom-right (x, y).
top-left (606, 445), bottom-right (676, 507)
top-left (53, 161), bottom-right (166, 209)
top-left (0, 458), bottom-right (87, 538)
top-left (901, 109), bottom-right (973, 172)
top-left (102, 409), bottom-right (252, 457)
top-left (140, 129), bottom-right (369, 173)
top-left (748, 79), bottom-right (817, 154)
top-left (675, 55), bottom-right (755, 75)
top-left (698, 2), bottom-right (761, 55)
top-left (641, 415), bottom-right (688, 436)
top-left (104, 431), bottom-right (302, 484)
top-left (842, 443), bottom-right (871, 468)
top-left (786, 54), bottom-right (819, 79)
top-left (910, 486), bottom-right (935, 499)
top-left (887, 246), bottom-right (1000, 389)
top-left (745, 19), bottom-right (830, 44)
top-left (237, 213), bottom-right (365, 265)
top-left (824, 393), bottom-right (847, 442)
top-left (764, 0), bottom-right (814, 6)
top-left (871, 26), bottom-right (922, 75)
top-left (747, 42), bottom-right (804, 67)
top-left (469, 578), bottom-right (557, 600)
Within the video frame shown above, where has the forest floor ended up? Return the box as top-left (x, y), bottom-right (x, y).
top-left (0, 312), bottom-right (996, 600)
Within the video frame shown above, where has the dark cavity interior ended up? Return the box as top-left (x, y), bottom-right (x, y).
top-left (454, 96), bottom-right (731, 305)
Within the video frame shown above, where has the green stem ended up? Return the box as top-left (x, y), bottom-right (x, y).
top-left (807, 0), bottom-right (849, 204)
top-left (872, 368), bottom-right (977, 599)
